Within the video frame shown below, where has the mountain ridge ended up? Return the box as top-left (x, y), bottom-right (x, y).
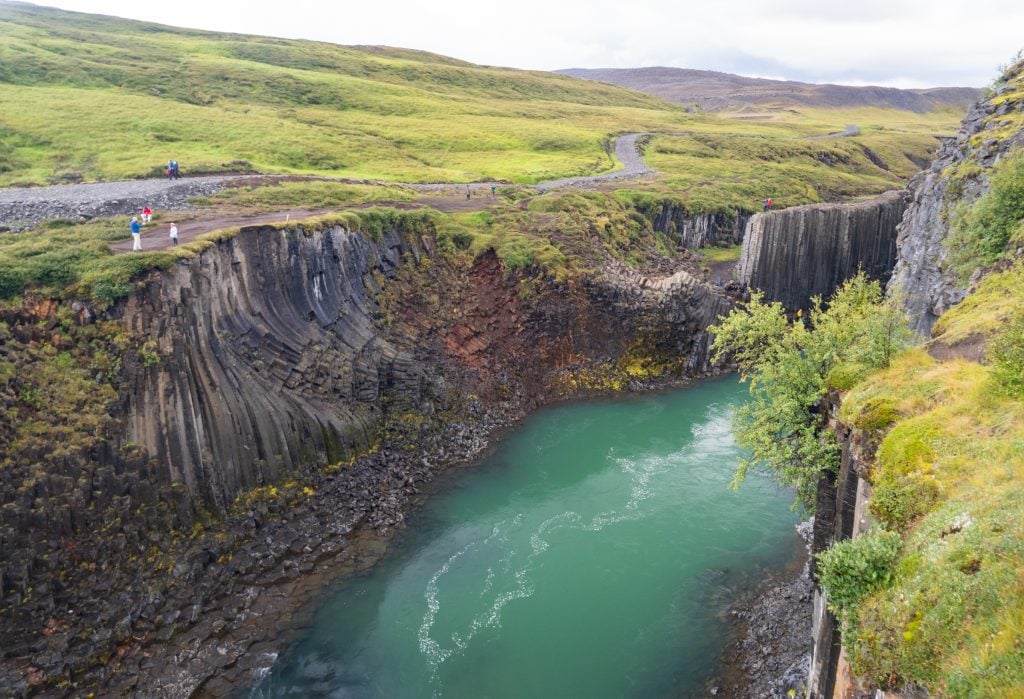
top-left (557, 66), bottom-right (982, 112)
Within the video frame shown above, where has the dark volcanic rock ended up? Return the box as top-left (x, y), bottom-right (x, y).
top-left (649, 205), bottom-right (751, 250)
top-left (0, 214), bottom-right (734, 696)
top-left (737, 191), bottom-right (906, 310)
top-left (711, 519), bottom-right (814, 699)
top-left (888, 62), bottom-right (1024, 335)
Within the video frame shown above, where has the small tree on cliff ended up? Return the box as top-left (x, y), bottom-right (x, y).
top-left (709, 273), bottom-right (912, 509)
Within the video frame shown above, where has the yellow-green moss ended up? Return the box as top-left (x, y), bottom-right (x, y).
top-left (932, 262), bottom-right (1024, 344)
top-left (835, 343), bottom-right (1024, 693)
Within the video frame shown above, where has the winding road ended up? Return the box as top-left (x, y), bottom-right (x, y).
top-left (2, 124), bottom-right (861, 246)
top-left (0, 133), bottom-right (655, 234)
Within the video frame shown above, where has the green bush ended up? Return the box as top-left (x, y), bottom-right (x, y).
top-left (853, 396), bottom-right (900, 432)
top-left (817, 530), bottom-right (903, 622)
top-left (869, 472), bottom-right (939, 531)
top-left (709, 273), bottom-right (912, 508)
top-left (948, 151), bottom-right (1024, 279)
top-left (989, 310), bottom-right (1024, 398)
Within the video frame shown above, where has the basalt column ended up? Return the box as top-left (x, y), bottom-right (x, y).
top-left (737, 191), bottom-right (905, 310)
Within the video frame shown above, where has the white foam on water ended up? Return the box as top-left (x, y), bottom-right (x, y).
top-left (415, 422), bottom-right (735, 681)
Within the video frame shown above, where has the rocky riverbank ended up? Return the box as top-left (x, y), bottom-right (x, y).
top-left (706, 519), bottom-right (814, 699)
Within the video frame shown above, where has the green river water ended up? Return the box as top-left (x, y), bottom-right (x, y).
top-left (254, 377), bottom-right (801, 698)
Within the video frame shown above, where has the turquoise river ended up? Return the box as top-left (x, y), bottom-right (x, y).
top-left (254, 377), bottom-right (801, 698)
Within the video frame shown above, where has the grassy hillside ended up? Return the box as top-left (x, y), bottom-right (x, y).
top-left (0, 2), bottom-right (690, 185)
top-left (0, 2), bottom-right (960, 194)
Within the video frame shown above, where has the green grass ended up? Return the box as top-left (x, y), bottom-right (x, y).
top-left (835, 343), bottom-right (1024, 694)
top-left (191, 180), bottom-right (419, 211)
top-left (0, 3), bottom-right (688, 185)
top-left (932, 262), bottom-right (1024, 344)
top-left (947, 150), bottom-right (1024, 280)
top-left (0, 187), bottom-right (684, 304)
top-left (698, 244), bottom-right (743, 264)
top-left (642, 107), bottom-right (955, 211)
top-left (0, 3), bottom-right (962, 194)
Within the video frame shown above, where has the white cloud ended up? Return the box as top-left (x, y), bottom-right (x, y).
top-left (30, 0), bottom-right (1024, 87)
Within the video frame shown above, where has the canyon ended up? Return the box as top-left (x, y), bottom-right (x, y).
top-left (1, 7), bottom-right (1021, 696)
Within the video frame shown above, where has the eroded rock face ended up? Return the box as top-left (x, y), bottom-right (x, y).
top-left (121, 224), bottom-right (434, 510)
top-left (650, 204), bottom-right (751, 249)
top-left (737, 191), bottom-right (905, 310)
top-left (888, 67), bottom-right (1024, 335)
top-left (1, 218), bottom-right (733, 696)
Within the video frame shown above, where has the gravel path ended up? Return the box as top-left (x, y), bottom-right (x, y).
top-left (806, 123), bottom-right (861, 140)
top-left (534, 132), bottom-right (653, 192)
top-left (0, 134), bottom-right (656, 232)
top-left (0, 176), bottom-right (240, 233)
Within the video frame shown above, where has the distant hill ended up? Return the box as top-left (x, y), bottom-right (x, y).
top-left (0, 2), bottom-right (693, 185)
top-left (557, 67), bottom-right (982, 113)
top-left (0, 2), bottom-right (965, 192)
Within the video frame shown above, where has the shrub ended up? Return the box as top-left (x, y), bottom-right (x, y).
top-left (988, 310), bottom-right (1024, 398)
top-left (817, 530), bottom-right (903, 622)
top-left (853, 396), bottom-right (900, 432)
top-left (710, 273), bottom-right (912, 508)
top-left (948, 151), bottom-right (1024, 279)
top-left (869, 472), bottom-right (939, 531)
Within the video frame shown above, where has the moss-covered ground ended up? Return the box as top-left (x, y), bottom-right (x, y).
top-left (832, 242), bottom-right (1024, 695)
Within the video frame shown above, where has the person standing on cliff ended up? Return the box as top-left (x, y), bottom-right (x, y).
top-left (130, 216), bottom-right (142, 251)
top-left (169, 222), bottom-right (178, 246)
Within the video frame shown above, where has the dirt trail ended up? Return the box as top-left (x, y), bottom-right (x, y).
top-left (109, 210), bottom-right (330, 253)
top-left (0, 134), bottom-right (654, 234)
top-left (109, 192), bottom-right (511, 253)
top-left (93, 134), bottom-right (657, 253)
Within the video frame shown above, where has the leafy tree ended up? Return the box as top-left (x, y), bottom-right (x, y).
top-left (710, 273), bottom-right (912, 509)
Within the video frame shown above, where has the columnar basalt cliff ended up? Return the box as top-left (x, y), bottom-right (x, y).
top-left (648, 203), bottom-right (751, 249)
top-left (805, 400), bottom-right (874, 699)
top-left (0, 215), bottom-right (733, 696)
top-left (737, 191), bottom-right (905, 309)
top-left (122, 222), bottom-right (733, 511)
top-left (888, 66), bottom-right (1024, 335)
top-left (121, 225), bottom-right (432, 511)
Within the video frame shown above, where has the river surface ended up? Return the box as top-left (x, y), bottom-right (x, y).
top-left (253, 378), bottom-right (800, 698)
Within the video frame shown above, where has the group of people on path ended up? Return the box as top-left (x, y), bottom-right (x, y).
top-left (129, 205), bottom-right (177, 251)
top-left (166, 160), bottom-right (182, 180)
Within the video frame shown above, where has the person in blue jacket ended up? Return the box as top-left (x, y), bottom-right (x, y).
top-left (130, 216), bottom-right (143, 251)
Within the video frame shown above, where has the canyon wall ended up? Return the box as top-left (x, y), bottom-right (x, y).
top-left (738, 191), bottom-right (905, 310)
top-left (805, 403), bottom-right (875, 699)
top-left (888, 72), bottom-right (1024, 335)
top-left (1, 216), bottom-right (733, 695)
top-left (120, 224), bottom-right (431, 511)
top-left (649, 203), bottom-right (750, 249)
top-left (120, 221), bottom-right (733, 512)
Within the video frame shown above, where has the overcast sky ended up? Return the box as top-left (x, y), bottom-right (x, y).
top-left (32, 0), bottom-right (1024, 88)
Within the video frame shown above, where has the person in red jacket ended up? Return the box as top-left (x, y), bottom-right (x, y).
top-left (142, 206), bottom-right (152, 223)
